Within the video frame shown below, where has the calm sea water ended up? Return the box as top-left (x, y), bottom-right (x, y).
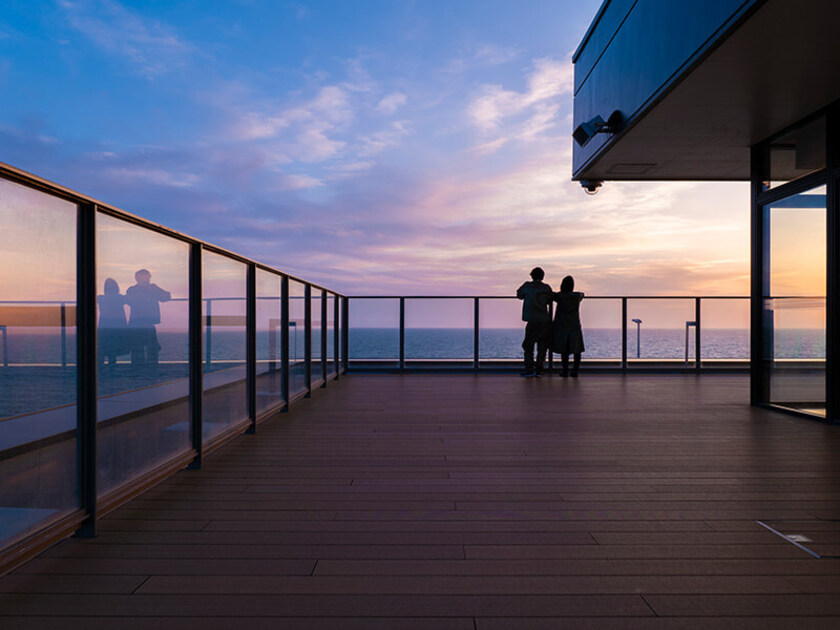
top-left (349, 328), bottom-right (825, 360)
top-left (0, 328), bottom-right (827, 365)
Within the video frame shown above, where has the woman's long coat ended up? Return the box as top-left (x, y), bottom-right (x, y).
top-left (552, 291), bottom-right (585, 354)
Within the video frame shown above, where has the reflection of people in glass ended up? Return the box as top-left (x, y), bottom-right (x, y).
top-left (125, 269), bottom-right (171, 365)
top-left (97, 278), bottom-right (127, 366)
top-left (517, 267), bottom-right (553, 377)
top-left (552, 275), bottom-right (585, 377)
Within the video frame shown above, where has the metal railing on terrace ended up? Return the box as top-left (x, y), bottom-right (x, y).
top-left (0, 162), bottom-right (347, 574)
top-left (346, 295), bottom-right (757, 371)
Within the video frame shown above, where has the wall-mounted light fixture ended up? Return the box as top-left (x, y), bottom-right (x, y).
top-left (572, 110), bottom-right (624, 147)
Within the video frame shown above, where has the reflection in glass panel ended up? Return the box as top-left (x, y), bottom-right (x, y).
top-left (348, 298), bottom-right (399, 362)
top-left (763, 117), bottom-right (825, 190)
top-left (700, 298), bottom-right (750, 363)
top-left (96, 213), bottom-right (191, 495)
top-left (311, 289), bottom-right (322, 384)
top-left (625, 299), bottom-right (696, 363)
top-left (0, 179), bottom-right (79, 547)
top-left (203, 252), bottom-right (248, 439)
top-left (405, 299), bottom-right (472, 360)
top-left (326, 294), bottom-right (336, 376)
top-left (289, 279), bottom-right (307, 397)
top-left (763, 185), bottom-right (826, 415)
top-left (256, 270), bottom-right (283, 414)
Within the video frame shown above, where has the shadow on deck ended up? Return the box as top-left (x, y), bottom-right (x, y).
top-left (2, 373), bottom-right (840, 628)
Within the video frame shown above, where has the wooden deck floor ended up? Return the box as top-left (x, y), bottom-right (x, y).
top-left (2, 373), bottom-right (840, 628)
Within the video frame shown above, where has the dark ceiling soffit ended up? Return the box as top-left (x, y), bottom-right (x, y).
top-left (571, 0), bottom-right (768, 182)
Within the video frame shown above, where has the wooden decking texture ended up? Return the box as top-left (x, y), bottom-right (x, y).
top-left (2, 373), bottom-right (840, 628)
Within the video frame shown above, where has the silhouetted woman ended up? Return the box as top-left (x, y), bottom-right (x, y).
top-left (552, 275), bottom-right (585, 377)
top-left (97, 278), bottom-right (127, 366)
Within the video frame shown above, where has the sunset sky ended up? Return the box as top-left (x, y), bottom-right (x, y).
top-left (0, 0), bottom-right (751, 297)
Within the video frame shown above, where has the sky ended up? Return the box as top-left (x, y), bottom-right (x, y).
top-left (0, 0), bottom-right (752, 298)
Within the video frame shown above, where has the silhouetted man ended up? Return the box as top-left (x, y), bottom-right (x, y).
top-left (516, 267), bottom-right (552, 377)
top-left (125, 269), bottom-right (171, 365)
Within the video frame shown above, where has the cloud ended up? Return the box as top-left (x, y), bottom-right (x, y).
top-left (468, 57), bottom-right (574, 133)
top-left (58, 0), bottom-right (193, 78)
top-left (445, 43), bottom-right (521, 74)
top-left (377, 92), bottom-right (407, 114)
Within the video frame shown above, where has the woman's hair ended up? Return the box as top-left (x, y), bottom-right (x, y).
top-left (103, 278), bottom-right (120, 294)
top-left (560, 275), bottom-right (574, 293)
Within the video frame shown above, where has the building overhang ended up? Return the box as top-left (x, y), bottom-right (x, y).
top-left (573, 0), bottom-right (840, 182)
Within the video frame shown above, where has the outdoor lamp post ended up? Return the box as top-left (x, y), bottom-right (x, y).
top-left (631, 318), bottom-right (642, 359)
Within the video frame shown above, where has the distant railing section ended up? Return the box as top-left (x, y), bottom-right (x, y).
top-left (345, 295), bottom-right (821, 371)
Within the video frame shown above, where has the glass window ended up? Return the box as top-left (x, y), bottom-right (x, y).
top-left (203, 252), bottom-right (248, 440)
top-left (288, 279), bottom-right (307, 397)
top-left (762, 185), bottom-right (826, 416)
top-left (762, 117), bottom-right (825, 190)
top-left (96, 213), bottom-right (191, 495)
top-left (256, 269), bottom-right (284, 415)
top-left (0, 178), bottom-right (79, 548)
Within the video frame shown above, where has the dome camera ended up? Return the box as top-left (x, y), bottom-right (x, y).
top-left (580, 179), bottom-right (603, 195)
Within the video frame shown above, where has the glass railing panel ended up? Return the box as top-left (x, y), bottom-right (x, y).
top-left (764, 297), bottom-right (825, 414)
top-left (405, 298), bottom-right (472, 360)
top-left (348, 298), bottom-right (399, 364)
top-left (700, 298), bottom-right (750, 363)
top-left (579, 297), bottom-right (622, 361)
top-left (311, 290), bottom-right (322, 383)
top-left (625, 298), bottom-right (697, 363)
top-left (289, 279), bottom-right (307, 397)
top-left (202, 252), bottom-right (247, 440)
top-left (326, 293), bottom-right (336, 376)
top-left (478, 298), bottom-right (520, 360)
top-left (96, 213), bottom-right (191, 495)
top-left (256, 269), bottom-right (283, 414)
top-left (0, 179), bottom-right (79, 548)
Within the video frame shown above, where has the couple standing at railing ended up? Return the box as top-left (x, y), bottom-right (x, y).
top-left (517, 267), bottom-right (584, 378)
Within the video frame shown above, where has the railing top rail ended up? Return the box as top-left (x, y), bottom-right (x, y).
top-left (0, 161), bottom-right (345, 298)
top-left (348, 295), bottom-right (758, 300)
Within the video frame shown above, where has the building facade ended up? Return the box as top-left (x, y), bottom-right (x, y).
top-left (573, 0), bottom-right (840, 423)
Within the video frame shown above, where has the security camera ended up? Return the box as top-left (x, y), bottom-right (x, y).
top-left (580, 179), bottom-right (603, 195)
top-left (572, 110), bottom-right (624, 147)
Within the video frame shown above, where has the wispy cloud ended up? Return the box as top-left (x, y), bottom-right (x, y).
top-left (445, 43), bottom-right (521, 74)
top-left (58, 0), bottom-right (193, 78)
top-left (377, 92), bottom-right (407, 114)
top-left (468, 57), bottom-right (574, 133)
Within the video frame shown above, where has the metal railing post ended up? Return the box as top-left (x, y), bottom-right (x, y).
top-left (621, 297), bottom-right (628, 371)
top-left (321, 289), bottom-right (328, 387)
top-left (246, 264), bottom-right (256, 432)
top-left (333, 294), bottom-right (340, 380)
top-left (60, 302), bottom-right (68, 368)
top-left (399, 297), bottom-right (405, 372)
top-left (341, 296), bottom-right (349, 373)
top-left (473, 297), bottom-right (480, 371)
top-left (76, 202), bottom-right (97, 537)
top-left (188, 243), bottom-right (204, 469)
top-left (695, 297), bottom-right (702, 372)
top-left (281, 276), bottom-right (290, 408)
top-left (304, 284), bottom-right (312, 396)
top-left (204, 298), bottom-right (212, 368)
